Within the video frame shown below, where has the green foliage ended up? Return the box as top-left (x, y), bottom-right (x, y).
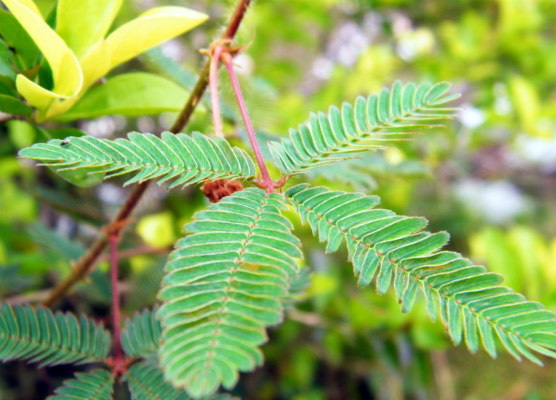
top-left (3, 1), bottom-right (556, 398)
top-left (157, 188), bottom-right (302, 397)
top-left (469, 226), bottom-right (556, 305)
top-left (0, 304), bottom-right (111, 366)
top-left (285, 184), bottom-right (556, 364)
top-left (46, 369), bottom-right (114, 400)
top-left (19, 132), bottom-right (256, 188)
top-left (124, 361), bottom-right (237, 400)
top-left (0, 0), bottom-right (207, 120)
top-left (0, 8), bottom-right (39, 72)
top-left (125, 361), bottom-right (192, 400)
top-left (57, 73), bottom-right (190, 121)
top-left (0, 94), bottom-right (33, 115)
top-left (121, 308), bottom-right (161, 359)
top-left (268, 81), bottom-right (458, 174)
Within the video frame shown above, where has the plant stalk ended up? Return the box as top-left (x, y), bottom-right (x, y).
top-left (222, 54), bottom-right (275, 191)
top-left (41, 0), bottom-right (253, 307)
top-left (109, 233), bottom-right (124, 374)
top-left (210, 45), bottom-right (225, 138)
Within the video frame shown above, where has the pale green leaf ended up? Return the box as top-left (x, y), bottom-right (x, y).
top-left (57, 72), bottom-right (189, 121)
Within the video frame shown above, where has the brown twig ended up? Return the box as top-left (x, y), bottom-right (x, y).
top-left (108, 231), bottom-right (126, 376)
top-left (41, 0), bottom-right (252, 307)
top-left (5, 246), bottom-right (168, 305)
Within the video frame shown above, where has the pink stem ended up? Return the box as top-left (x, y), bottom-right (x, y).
top-left (210, 45), bottom-right (225, 138)
top-left (109, 234), bottom-right (123, 370)
top-left (222, 55), bottom-right (274, 191)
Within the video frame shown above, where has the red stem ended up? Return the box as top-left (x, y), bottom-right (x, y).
top-left (41, 0), bottom-right (253, 307)
top-left (210, 45), bottom-right (225, 138)
top-left (222, 55), bottom-right (274, 191)
top-left (109, 233), bottom-right (123, 374)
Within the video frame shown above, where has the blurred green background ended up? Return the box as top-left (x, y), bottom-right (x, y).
top-left (1, 0), bottom-right (555, 399)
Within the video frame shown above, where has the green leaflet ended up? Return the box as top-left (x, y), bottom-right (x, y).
top-left (125, 361), bottom-right (191, 400)
top-left (121, 307), bottom-right (161, 359)
top-left (269, 81), bottom-right (458, 174)
top-left (157, 188), bottom-right (302, 398)
top-left (286, 184), bottom-right (556, 365)
top-left (18, 131), bottom-right (256, 188)
top-left (46, 369), bottom-right (114, 400)
top-left (0, 304), bottom-right (111, 366)
top-left (124, 361), bottom-right (238, 400)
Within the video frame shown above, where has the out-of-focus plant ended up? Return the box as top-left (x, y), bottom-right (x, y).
top-left (470, 226), bottom-right (556, 306)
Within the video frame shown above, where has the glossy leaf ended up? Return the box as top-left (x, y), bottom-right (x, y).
top-left (0, 8), bottom-right (39, 70)
top-left (3, 0), bottom-right (83, 110)
top-left (57, 72), bottom-right (189, 121)
top-left (79, 6), bottom-right (208, 90)
top-left (56, 0), bottom-right (123, 58)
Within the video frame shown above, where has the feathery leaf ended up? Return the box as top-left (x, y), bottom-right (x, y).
top-left (121, 308), bottom-right (161, 359)
top-left (125, 361), bottom-right (238, 400)
top-left (46, 369), bottom-right (114, 400)
top-left (158, 188), bottom-right (302, 398)
top-left (0, 304), bottom-right (111, 366)
top-left (269, 81), bottom-right (458, 174)
top-left (286, 184), bottom-right (556, 364)
top-left (19, 132), bottom-right (256, 188)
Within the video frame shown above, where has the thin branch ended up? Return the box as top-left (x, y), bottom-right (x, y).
top-left (41, 0), bottom-right (253, 307)
top-left (209, 45), bottom-right (226, 137)
top-left (3, 246), bottom-right (168, 305)
top-left (107, 232), bottom-right (127, 376)
top-left (42, 182), bottom-right (149, 306)
top-left (431, 351), bottom-right (456, 400)
top-left (222, 53), bottom-right (275, 192)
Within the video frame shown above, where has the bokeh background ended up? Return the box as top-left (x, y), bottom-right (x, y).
top-left (1, 0), bottom-right (555, 399)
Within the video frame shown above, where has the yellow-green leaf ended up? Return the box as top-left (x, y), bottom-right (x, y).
top-left (56, 72), bottom-right (189, 121)
top-left (3, 0), bottom-right (83, 111)
top-left (56, 0), bottom-right (123, 58)
top-left (80, 6), bottom-right (208, 88)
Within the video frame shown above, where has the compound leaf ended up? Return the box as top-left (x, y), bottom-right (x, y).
top-left (46, 369), bottom-right (114, 400)
top-left (0, 304), bottom-right (111, 366)
top-left (124, 361), bottom-right (238, 400)
top-left (121, 308), bottom-right (161, 359)
top-left (286, 184), bottom-right (556, 364)
top-left (158, 188), bottom-right (302, 397)
top-left (19, 132), bottom-right (256, 188)
top-left (269, 81), bottom-right (458, 174)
